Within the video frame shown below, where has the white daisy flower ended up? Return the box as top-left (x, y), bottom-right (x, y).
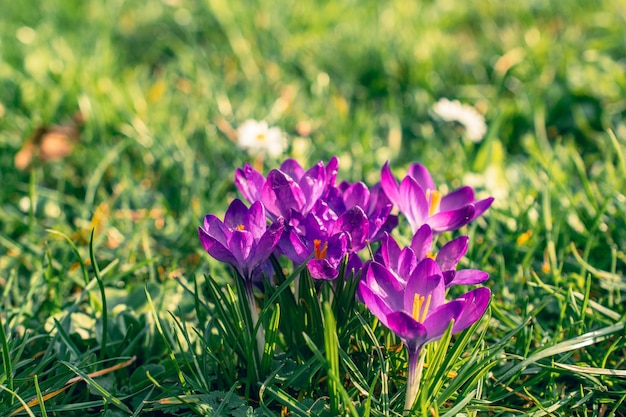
top-left (237, 119), bottom-right (286, 157)
top-left (432, 98), bottom-right (487, 142)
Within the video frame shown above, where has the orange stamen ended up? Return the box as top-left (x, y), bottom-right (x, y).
top-left (313, 239), bottom-right (328, 260)
top-left (236, 224), bottom-right (245, 231)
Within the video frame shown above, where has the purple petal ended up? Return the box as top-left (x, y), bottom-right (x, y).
top-left (325, 232), bottom-right (348, 263)
top-left (324, 186), bottom-right (347, 215)
top-left (470, 197), bottom-right (494, 220)
top-left (301, 210), bottom-right (331, 242)
top-left (198, 227), bottom-right (237, 265)
top-left (443, 270), bottom-right (456, 286)
top-left (385, 311), bottom-right (428, 349)
top-left (262, 169), bottom-right (306, 218)
top-left (325, 156), bottom-right (340, 191)
top-left (243, 201), bottom-right (267, 239)
top-left (224, 199), bottom-right (249, 229)
top-left (370, 212), bottom-right (398, 242)
top-left (422, 300), bottom-right (465, 344)
top-left (437, 236), bottom-right (468, 270)
top-left (202, 214), bottom-right (231, 246)
top-left (440, 186), bottom-right (475, 211)
top-left (358, 282), bottom-right (394, 327)
top-left (234, 163), bottom-right (265, 205)
top-left (286, 210), bottom-right (307, 234)
top-left (452, 287), bottom-right (491, 333)
top-left (279, 159), bottom-right (305, 181)
top-left (446, 269), bottom-right (489, 287)
top-left (308, 258), bottom-right (340, 280)
top-left (299, 162), bottom-right (327, 214)
top-left (343, 182), bottom-right (370, 210)
top-left (427, 204), bottom-right (476, 233)
top-left (335, 206), bottom-right (369, 251)
top-left (410, 224), bottom-right (433, 260)
top-left (366, 262), bottom-right (405, 310)
top-left (368, 182), bottom-right (392, 214)
top-left (380, 233), bottom-right (401, 270)
top-left (248, 217), bottom-right (284, 268)
top-left (366, 201), bottom-right (393, 240)
top-left (310, 200), bottom-right (338, 227)
top-left (396, 248), bottom-right (417, 283)
top-left (407, 163), bottom-right (436, 193)
top-left (277, 228), bottom-right (311, 264)
top-left (380, 162), bottom-right (400, 206)
top-left (228, 230), bottom-right (254, 268)
top-left (337, 181), bottom-right (351, 193)
top-left (399, 177), bottom-right (428, 232)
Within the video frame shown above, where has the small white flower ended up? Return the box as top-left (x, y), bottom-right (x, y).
top-left (432, 98), bottom-right (487, 142)
top-left (237, 119), bottom-right (286, 157)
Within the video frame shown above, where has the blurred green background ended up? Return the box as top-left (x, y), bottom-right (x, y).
top-left (2, 0), bottom-right (625, 281)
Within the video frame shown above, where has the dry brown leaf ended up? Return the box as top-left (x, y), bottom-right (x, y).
top-left (15, 112), bottom-right (83, 170)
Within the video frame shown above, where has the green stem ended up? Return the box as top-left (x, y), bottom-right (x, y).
top-left (245, 281), bottom-right (265, 360)
top-left (404, 346), bottom-right (426, 415)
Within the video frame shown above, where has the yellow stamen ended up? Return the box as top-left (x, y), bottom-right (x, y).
top-left (313, 239), bottom-right (328, 260)
top-left (256, 133), bottom-right (266, 141)
top-left (236, 224), bottom-right (245, 231)
top-left (426, 252), bottom-right (437, 261)
top-left (420, 294), bottom-right (432, 323)
top-left (425, 189), bottom-right (442, 217)
top-left (412, 294), bottom-right (423, 322)
top-left (411, 293), bottom-right (432, 323)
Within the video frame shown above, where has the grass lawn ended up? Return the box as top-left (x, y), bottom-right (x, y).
top-left (1, 0), bottom-right (625, 415)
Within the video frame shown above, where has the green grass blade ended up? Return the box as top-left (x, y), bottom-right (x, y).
top-left (323, 301), bottom-right (341, 415)
top-left (33, 374), bottom-right (48, 417)
top-left (0, 313), bottom-right (14, 398)
top-left (88, 229), bottom-right (108, 361)
top-left (303, 327), bottom-right (360, 417)
top-left (144, 286), bottom-right (188, 392)
top-left (440, 390), bottom-right (476, 417)
top-left (1, 384), bottom-right (37, 417)
top-left (261, 303), bottom-right (280, 376)
top-left (60, 360), bottom-right (132, 414)
top-left (497, 321), bottom-right (625, 382)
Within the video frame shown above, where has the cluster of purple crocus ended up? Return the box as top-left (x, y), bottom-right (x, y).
top-left (198, 157), bottom-right (493, 412)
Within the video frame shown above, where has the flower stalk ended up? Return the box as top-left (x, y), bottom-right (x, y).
top-left (244, 279), bottom-right (265, 360)
top-left (404, 347), bottom-right (426, 415)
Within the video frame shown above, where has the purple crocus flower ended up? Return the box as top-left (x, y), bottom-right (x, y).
top-left (376, 226), bottom-right (488, 288)
top-left (358, 259), bottom-right (491, 411)
top-left (359, 259), bottom-right (490, 352)
top-left (234, 157), bottom-right (339, 221)
top-left (198, 199), bottom-right (285, 358)
top-left (278, 202), bottom-right (369, 279)
top-left (380, 161), bottom-right (494, 233)
top-left (198, 199), bottom-right (284, 282)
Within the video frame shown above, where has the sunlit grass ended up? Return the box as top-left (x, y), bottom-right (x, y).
top-left (1, 0), bottom-right (625, 415)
